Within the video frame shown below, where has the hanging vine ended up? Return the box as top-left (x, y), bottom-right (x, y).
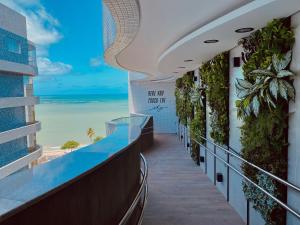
top-left (200, 52), bottom-right (229, 145)
top-left (237, 18), bottom-right (295, 225)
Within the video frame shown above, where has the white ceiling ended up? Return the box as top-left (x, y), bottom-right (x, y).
top-left (114, 0), bottom-right (300, 79)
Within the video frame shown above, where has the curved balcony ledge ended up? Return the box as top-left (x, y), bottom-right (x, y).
top-left (0, 115), bottom-right (153, 225)
top-left (0, 59), bottom-right (38, 76)
top-left (0, 122), bottom-right (41, 145)
top-left (0, 97), bottom-right (39, 109)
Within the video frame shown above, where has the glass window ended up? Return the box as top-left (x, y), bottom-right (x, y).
top-left (5, 37), bottom-right (21, 54)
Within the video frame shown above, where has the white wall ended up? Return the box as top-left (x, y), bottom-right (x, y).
top-left (288, 11), bottom-right (300, 225)
top-left (128, 73), bottom-right (177, 133)
top-left (229, 46), bottom-right (266, 225)
top-left (228, 46), bottom-right (248, 223)
top-left (0, 3), bottom-right (27, 38)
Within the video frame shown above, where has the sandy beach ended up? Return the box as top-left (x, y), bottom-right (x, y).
top-left (38, 144), bottom-right (88, 164)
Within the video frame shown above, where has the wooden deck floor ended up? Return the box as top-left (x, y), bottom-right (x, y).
top-left (142, 134), bottom-right (245, 225)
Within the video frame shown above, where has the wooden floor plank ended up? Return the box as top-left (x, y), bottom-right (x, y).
top-left (142, 134), bottom-right (245, 225)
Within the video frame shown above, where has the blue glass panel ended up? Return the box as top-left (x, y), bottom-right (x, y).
top-left (0, 107), bottom-right (26, 132)
top-left (5, 37), bottom-right (21, 54)
top-left (0, 137), bottom-right (28, 167)
top-left (0, 27), bottom-right (28, 64)
top-left (0, 73), bottom-right (24, 97)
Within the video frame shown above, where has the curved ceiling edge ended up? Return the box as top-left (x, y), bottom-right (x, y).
top-left (158, 0), bottom-right (274, 64)
top-left (103, 0), bottom-right (141, 69)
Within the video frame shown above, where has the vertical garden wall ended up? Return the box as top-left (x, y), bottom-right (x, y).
top-left (175, 71), bottom-right (206, 164)
top-left (175, 17), bottom-right (296, 225)
top-left (200, 52), bottom-right (230, 146)
top-left (237, 18), bottom-right (295, 225)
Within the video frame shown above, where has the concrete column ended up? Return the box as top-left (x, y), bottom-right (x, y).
top-left (287, 11), bottom-right (300, 225)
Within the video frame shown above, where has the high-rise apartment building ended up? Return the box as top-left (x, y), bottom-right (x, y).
top-left (0, 3), bottom-right (41, 179)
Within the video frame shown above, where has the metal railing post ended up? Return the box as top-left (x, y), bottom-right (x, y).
top-left (214, 145), bottom-right (216, 185)
top-left (190, 136), bottom-right (300, 222)
top-left (247, 199), bottom-right (250, 225)
top-left (226, 148), bottom-right (230, 202)
top-left (183, 126), bottom-right (185, 146)
top-left (205, 140), bottom-right (207, 174)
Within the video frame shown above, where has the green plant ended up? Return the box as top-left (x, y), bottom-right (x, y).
top-left (190, 104), bottom-right (206, 145)
top-left (190, 86), bottom-right (205, 107)
top-left (61, 140), bottom-right (80, 150)
top-left (200, 52), bottom-right (229, 145)
top-left (189, 102), bottom-right (206, 164)
top-left (175, 72), bottom-right (194, 126)
top-left (175, 72), bottom-right (207, 164)
top-left (190, 140), bottom-right (200, 165)
top-left (93, 136), bottom-right (103, 143)
top-left (238, 18), bottom-right (294, 225)
top-left (243, 173), bottom-right (282, 225)
top-left (240, 19), bottom-right (294, 78)
top-left (87, 128), bottom-right (95, 142)
top-left (236, 50), bottom-right (295, 117)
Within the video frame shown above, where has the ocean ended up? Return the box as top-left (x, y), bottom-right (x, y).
top-left (35, 94), bottom-right (129, 147)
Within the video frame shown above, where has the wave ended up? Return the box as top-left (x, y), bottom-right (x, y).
top-left (39, 94), bottom-right (128, 104)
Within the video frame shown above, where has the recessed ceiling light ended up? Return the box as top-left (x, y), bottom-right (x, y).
top-left (184, 59), bottom-right (193, 62)
top-left (235, 27), bottom-right (254, 33)
top-left (204, 39), bottom-right (219, 44)
top-left (178, 66), bottom-right (186, 69)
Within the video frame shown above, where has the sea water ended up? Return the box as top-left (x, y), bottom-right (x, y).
top-left (35, 94), bottom-right (128, 147)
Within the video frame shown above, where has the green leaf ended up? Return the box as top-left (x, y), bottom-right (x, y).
top-left (235, 100), bottom-right (241, 108)
top-left (272, 50), bottom-right (292, 72)
top-left (277, 70), bottom-right (294, 78)
top-left (260, 88), bottom-right (265, 98)
top-left (252, 95), bottom-right (260, 116)
top-left (282, 80), bottom-right (295, 100)
top-left (269, 79), bottom-right (279, 100)
top-left (266, 92), bottom-right (276, 109)
top-left (264, 76), bottom-right (272, 84)
top-left (250, 69), bottom-right (275, 77)
top-left (236, 88), bottom-right (250, 99)
top-left (278, 80), bottom-right (288, 100)
top-left (236, 78), bottom-right (252, 89)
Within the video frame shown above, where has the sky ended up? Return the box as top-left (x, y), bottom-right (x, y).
top-left (0, 0), bottom-right (128, 95)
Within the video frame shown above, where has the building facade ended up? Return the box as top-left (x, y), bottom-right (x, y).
top-left (0, 3), bottom-right (41, 179)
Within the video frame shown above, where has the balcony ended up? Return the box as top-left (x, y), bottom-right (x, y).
top-left (0, 113), bottom-right (250, 225)
top-left (0, 113), bottom-right (299, 225)
top-left (0, 115), bottom-right (153, 225)
top-left (0, 122), bottom-right (41, 145)
top-left (0, 97), bottom-right (39, 109)
top-left (0, 145), bottom-right (42, 180)
top-left (0, 31), bottom-right (38, 76)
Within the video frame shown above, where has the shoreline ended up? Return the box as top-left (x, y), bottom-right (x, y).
top-left (38, 144), bottom-right (88, 164)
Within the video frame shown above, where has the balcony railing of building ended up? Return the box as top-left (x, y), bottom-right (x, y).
top-left (0, 27), bottom-right (38, 76)
top-left (0, 145), bottom-right (42, 180)
top-left (27, 41), bottom-right (38, 75)
top-left (0, 115), bottom-right (153, 225)
top-left (0, 122), bottom-right (41, 145)
top-left (0, 96), bottom-right (39, 109)
top-left (182, 131), bottom-right (300, 224)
